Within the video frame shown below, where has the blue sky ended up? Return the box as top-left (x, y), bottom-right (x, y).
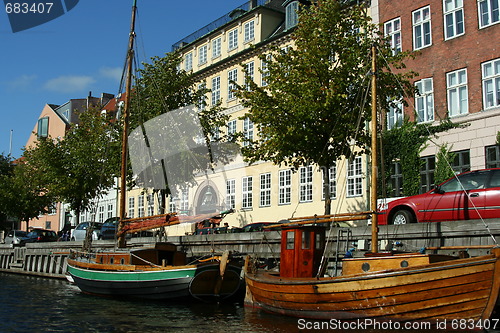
top-left (0, 0), bottom-right (244, 158)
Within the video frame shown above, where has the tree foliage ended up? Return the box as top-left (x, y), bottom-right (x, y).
top-left (23, 107), bottom-right (121, 224)
top-left (235, 0), bottom-right (415, 170)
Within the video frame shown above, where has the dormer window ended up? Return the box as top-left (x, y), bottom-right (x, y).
top-left (285, 0), bottom-right (299, 30)
top-left (37, 117), bottom-right (49, 138)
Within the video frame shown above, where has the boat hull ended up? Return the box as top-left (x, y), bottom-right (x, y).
top-left (67, 260), bottom-right (197, 300)
top-left (245, 251), bottom-right (500, 321)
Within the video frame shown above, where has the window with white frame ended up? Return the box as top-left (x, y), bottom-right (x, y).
top-left (228, 68), bottom-right (238, 100)
top-left (443, 0), bottom-right (464, 39)
top-left (415, 78), bottom-right (434, 122)
top-left (211, 76), bottom-right (220, 105)
top-left (197, 82), bottom-right (206, 110)
top-left (98, 206), bottom-right (105, 222)
top-left (413, 6), bottom-right (432, 50)
top-left (107, 204), bottom-right (114, 218)
top-left (347, 156), bottom-right (363, 197)
top-left (228, 28), bottom-right (238, 50)
top-left (212, 37), bottom-right (221, 58)
top-left (322, 165), bottom-right (337, 200)
top-left (478, 0), bottom-right (500, 28)
top-left (37, 117), bottom-right (49, 138)
top-left (245, 61), bottom-right (254, 90)
top-left (260, 173), bottom-right (271, 207)
top-left (198, 44), bottom-right (207, 65)
top-left (285, 0), bottom-right (299, 30)
top-left (147, 194), bottom-right (154, 216)
top-left (184, 52), bottom-right (193, 71)
top-left (138, 195), bottom-right (144, 217)
top-left (128, 197), bottom-right (135, 218)
top-left (226, 179), bottom-right (235, 209)
top-left (299, 166), bottom-right (313, 202)
top-left (261, 55), bottom-right (271, 86)
top-left (242, 176), bottom-right (253, 209)
top-left (244, 20), bottom-right (255, 42)
top-left (227, 119), bottom-right (237, 140)
top-left (387, 98), bottom-right (404, 129)
top-left (482, 58), bottom-right (500, 109)
top-left (384, 17), bottom-right (401, 54)
top-left (180, 188), bottom-right (189, 212)
top-left (243, 118), bottom-right (254, 147)
top-left (279, 169), bottom-right (292, 205)
top-left (447, 68), bottom-right (468, 116)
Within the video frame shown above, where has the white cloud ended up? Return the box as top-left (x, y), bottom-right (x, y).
top-left (7, 74), bottom-right (37, 90)
top-left (99, 67), bottom-right (123, 82)
top-left (43, 75), bottom-right (96, 93)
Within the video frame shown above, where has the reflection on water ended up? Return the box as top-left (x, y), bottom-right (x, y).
top-left (0, 273), bottom-right (297, 333)
top-left (2, 272), bottom-right (493, 333)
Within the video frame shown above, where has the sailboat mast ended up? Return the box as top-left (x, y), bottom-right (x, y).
top-left (370, 45), bottom-right (379, 254)
top-left (118, 0), bottom-right (137, 248)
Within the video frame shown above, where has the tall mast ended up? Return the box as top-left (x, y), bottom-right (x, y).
top-left (118, 0), bottom-right (137, 248)
top-left (370, 45), bottom-right (379, 253)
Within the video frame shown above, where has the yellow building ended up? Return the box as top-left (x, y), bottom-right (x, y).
top-left (144, 0), bottom-right (370, 235)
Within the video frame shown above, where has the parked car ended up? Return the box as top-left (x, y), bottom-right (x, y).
top-left (71, 222), bottom-right (102, 241)
top-left (99, 217), bottom-right (120, 240)
top-left (4, 230), bottom-right (28, 245)
top-left (378, 168), bottom-right (500, 225)
top-left (24, 229), bottom-right (58, 243)
top-left (99, 217), bottom-right (136, 240)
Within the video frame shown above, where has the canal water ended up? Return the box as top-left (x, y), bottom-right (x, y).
top-left (1, 272), bottom-right (495, 333)
top-left (0, 272), bottom-right (300, 333)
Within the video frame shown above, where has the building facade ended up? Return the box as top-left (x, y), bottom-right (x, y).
top-left (377, 0), bottom-right (500, 194)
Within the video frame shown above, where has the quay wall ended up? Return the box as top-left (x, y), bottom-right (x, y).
top-left (1, 219), bottom-right (499, 279)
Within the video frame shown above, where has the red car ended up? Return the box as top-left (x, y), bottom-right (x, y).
top-left (378, 168), bottom-right (500, 225)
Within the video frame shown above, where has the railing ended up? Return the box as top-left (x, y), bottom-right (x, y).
top-left (172, 0), bottom-right (285, 51)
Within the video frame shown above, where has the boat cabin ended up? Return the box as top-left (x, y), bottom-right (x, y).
top-left (96, 242), bottom-right (187, 267)
top-left (280, 226), bottom-right (325, 278)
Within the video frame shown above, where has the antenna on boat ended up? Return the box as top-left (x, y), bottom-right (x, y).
top-left (370, 44), bottom-right (379, 254)
top-left (118, 0), bottom-right (138, 248)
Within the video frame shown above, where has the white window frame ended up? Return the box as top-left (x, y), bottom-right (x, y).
top-left (138, 195), bottom-right (144, 218)
top-left (285, 1), bottom-right (299, 30)
top-left (227, 119), bottom-right (237, 140)
top-left (260, 173), bottom-right (271, 207)
top-left (226, 179), bottom-right (235, 210)
top-left (384, 17), bottom-right (402, 55)
top-left (245, 61), bottom-right (254, 90)
top-left (228, 28), bottom-right (238, 51)
top-left (279, 169), bottom-right (292, 205)
top-left (413, 6), bottom-right (432, 50)
top-left (243, 118), bottom-right (254, 147)
top-left (198, 44), bottom-right (207, 65)
top-left (242, 176), bottom-right (253, 209)
top-left (211, 76), bottom-right (220, 105)
top-left (443, 0), bottom-right (464, 40)
top-left (261, 54), bottom-right (271, 87)
top-left (107, 203), bottom-right (114, 219)
top-left (299, 166), bottom-right (313, 203)
top-left (478, 0), bottom-right (500, 28)
top-left (228, 68), bottom-right (238, 100)
top-left (447, 68), bottom-right (468, 116)
top-left (347, 157), bottom-right (363, 197)
top-left (147, 194), bottom-right (154, 216)
top-left (184, 52), bottom-right (193, 71)
top-left (322, 165), bottom-right (337, 200)
top-left (212, 37), bottom-right (221, 58)
top-left (482, 58), bottom-right (500, 109)
top-left (415, 78), bottom-right (435, 122)
top-left (128, 197), bottom-right (135, 218)
top-left (387, 98), bottom-right (404, 129)
top-left (244, 20), bottom-right (255, 43)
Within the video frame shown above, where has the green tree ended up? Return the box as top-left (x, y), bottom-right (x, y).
top-left (0, 160), bottom-right (55, 231)
top-left (235, 0), bottom-right (415, 213)
top-left (435, 143), bottom-right (456, 185)
top-left (24, 108), bottom-right (121, 226)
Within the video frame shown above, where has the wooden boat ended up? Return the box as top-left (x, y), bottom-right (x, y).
top-left (244, 45), bottom-right (500, 322)
top-left (67, 0), bottom-right (243, 302)
top-left (67, 242), bottom-right (242, 301)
